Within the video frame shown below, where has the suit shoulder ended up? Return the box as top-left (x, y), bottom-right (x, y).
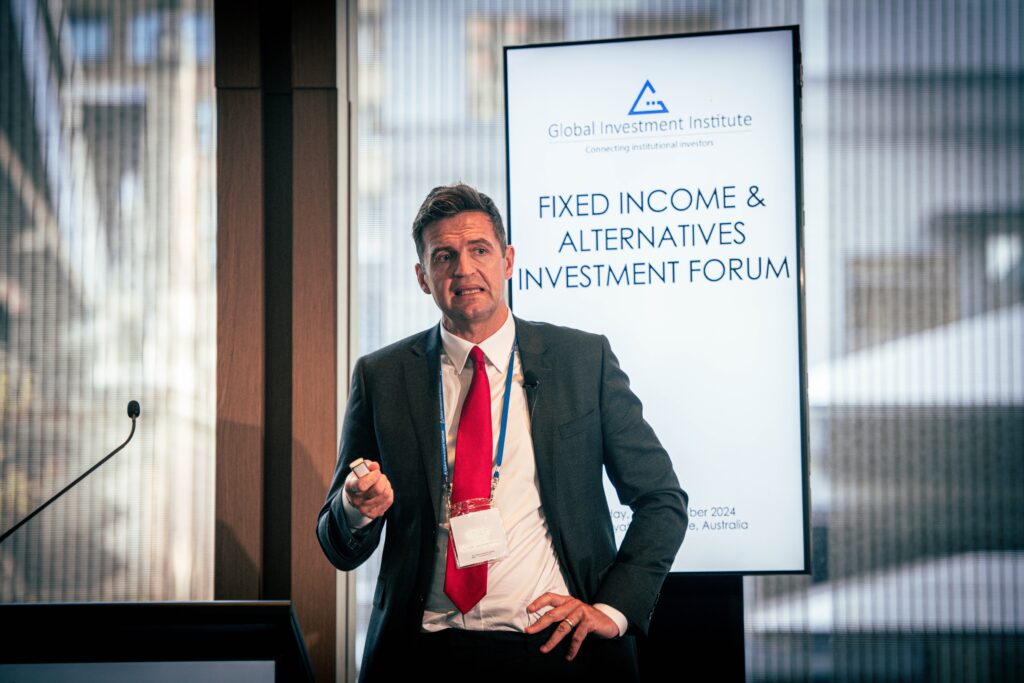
top-left (514, 317), bottom-right (607, 352)
top-left (356, 327), bottom-right (432, 371)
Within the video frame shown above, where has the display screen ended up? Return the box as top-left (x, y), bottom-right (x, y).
top-left (505, 27), bottom-right (808, 572)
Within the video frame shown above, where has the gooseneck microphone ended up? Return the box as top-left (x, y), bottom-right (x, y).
top-left (0, 401), bottom-right (141, 544)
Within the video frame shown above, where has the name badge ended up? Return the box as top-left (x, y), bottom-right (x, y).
top-left (449, 506), bottom-right (508, 568)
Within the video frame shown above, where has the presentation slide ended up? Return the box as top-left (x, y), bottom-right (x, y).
top-left (505, 28), bottom-right (807, 573)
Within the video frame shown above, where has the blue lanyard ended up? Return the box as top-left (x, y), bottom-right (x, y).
top-left (437, 337), bottom-right (517, 501)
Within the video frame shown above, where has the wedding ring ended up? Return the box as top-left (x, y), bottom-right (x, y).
top-left (563, 617), bottom-right (576, 628)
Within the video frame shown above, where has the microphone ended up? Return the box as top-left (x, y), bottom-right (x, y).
top-left (523, 371), bottom-right (540, 423)
top-left (0, 401), bottom-right (141, 544)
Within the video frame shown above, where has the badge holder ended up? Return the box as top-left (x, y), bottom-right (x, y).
top-left (447, 497), bottom-right (508, 569)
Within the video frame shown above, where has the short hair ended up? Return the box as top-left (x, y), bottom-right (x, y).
top-left (412, 183), bottom-right (506, 261)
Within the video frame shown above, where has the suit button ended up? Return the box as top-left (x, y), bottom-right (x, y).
top-left (417, 594), bottom-right (425, 604)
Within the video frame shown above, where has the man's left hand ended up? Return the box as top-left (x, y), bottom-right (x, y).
top-left (525, 593), bottom-right (619, 660)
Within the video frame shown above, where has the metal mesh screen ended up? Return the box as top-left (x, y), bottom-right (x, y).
top-left (0, 0), bottom-right (216, 602)
top-left (353, 1), bottom-right (1022, 679)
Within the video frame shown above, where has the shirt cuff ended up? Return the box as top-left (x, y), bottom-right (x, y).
top-left (340, 491), bottom-right (374, 530)
top-left (594, 603), bottom-right (628, 637)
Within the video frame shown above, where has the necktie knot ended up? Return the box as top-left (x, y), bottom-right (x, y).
top-left (469, 346), bottom-right (486, 371)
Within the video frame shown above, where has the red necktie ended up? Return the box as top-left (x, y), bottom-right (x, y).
top-left (444, 346), bottom-right (492, 613)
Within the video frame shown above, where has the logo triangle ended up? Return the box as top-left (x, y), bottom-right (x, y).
top-left (628, 80), bottom-right (669, 116)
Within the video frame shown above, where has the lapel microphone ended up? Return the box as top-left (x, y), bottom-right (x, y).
top-left (523, 371), bottom-right (540, 422)
top-left (0, 401), bottom-right (140, 544)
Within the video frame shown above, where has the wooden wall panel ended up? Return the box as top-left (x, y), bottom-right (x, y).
top-left (214, 0), bottom-right (260, 88)
top-left (292, 0), bottom-right (337, 88)
top-left (215, 89), bottom-right (264, 600)
top-left (216, 1), bottom-right (339, 678)
top-left (292, 89), bottom-right (339, 683)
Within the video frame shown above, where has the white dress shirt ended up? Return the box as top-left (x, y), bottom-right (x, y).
top-left (345, 310), bottom-right (627, 635)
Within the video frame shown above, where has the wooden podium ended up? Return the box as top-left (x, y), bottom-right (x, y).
top-left (0, 601), bottom-right (313, 682)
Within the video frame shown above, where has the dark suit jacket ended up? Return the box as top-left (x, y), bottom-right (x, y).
top-left (317, 317), bottom-right (687, 680)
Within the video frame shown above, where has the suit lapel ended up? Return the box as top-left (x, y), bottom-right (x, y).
top-left (516, 317), bottom-right (579, 591)
top-left (404, 326), bottom-right (443, 524)
top-left (514, 318), bottom-right (558, 502)
top-left (407, 319), bottom-right (561, 527)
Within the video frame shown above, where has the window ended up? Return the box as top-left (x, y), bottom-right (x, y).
top-left (352, 2), bottom-right (1023, 680)
top-left (466, 15), bottom-right (563, 121)
top-left (1, 0), bottom-right (215, 603)
top-left (130, 10), bottom-right (179, 66)
top-left (69, 15), bottom-right (111, 62)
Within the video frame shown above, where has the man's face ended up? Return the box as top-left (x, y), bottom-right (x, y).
top-left (415, 211), bottom-right (515, 339)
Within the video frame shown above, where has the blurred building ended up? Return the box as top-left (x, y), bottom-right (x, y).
top-left (0, 0), bottom-right (215, 602)
top-left (354, 1), bottom-right (1022, 680)
top-left (0, 0), bottom-right (1020, 680)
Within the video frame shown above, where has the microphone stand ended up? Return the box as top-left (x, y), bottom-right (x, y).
top-left (0, 401), bottom-right (140, 545)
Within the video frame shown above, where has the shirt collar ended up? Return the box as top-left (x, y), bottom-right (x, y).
top-left (439, 310), bottom-right (516, 375)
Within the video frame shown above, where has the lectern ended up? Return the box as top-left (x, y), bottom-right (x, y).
top-left (0, 601), bottom-right (313, 682)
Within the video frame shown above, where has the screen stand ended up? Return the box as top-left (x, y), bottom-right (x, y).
top-left (638, 575), bottom-right (745, 681)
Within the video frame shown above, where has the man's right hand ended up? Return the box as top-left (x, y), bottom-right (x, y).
top-left (344, 460), bottom-right (394, 519)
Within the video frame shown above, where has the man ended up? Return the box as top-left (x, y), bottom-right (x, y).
top-left (317, 183), bottom-right (687, 681)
